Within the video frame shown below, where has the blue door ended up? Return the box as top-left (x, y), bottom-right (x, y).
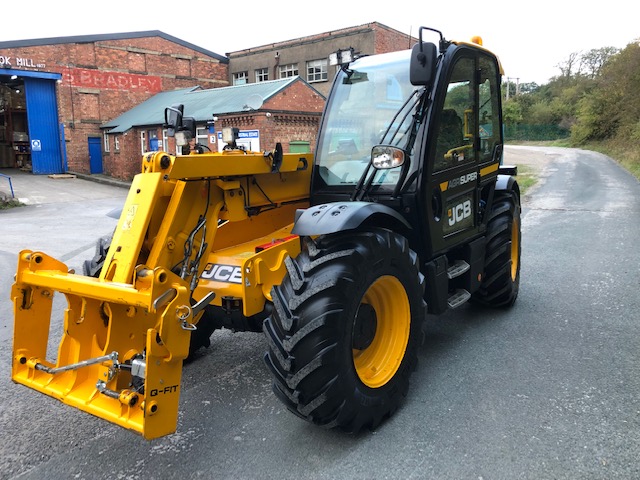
top-left (88, 137), bottom-right (103, 174)
top-left (24, 78), bottom-right (64, 174)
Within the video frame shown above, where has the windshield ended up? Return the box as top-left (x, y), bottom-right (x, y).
top-left (315, 50), bottom-right (421, 188)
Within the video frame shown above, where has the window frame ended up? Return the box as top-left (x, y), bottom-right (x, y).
top-left (140, 131), bottom-right (146, 155)
top-left (103, 130), bottom-right (110, 153)
top-left (279, 63), bottom-right (299, 78)
top-left (432, 54), bottom-right (478, 174)
top-left (196, 126), bottom-right (209, 146)
top-left (233, 71), bottom-right (248, 85)
top-left (306, 59), bottom-right (328, 83)
top-left (162, 129), bottom-right (169, 153)
top-left (255, 67), bottom-right (269, 82)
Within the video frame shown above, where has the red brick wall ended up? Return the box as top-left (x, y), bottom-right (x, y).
top-left (0, 34), bottom-right (228, 174)
top-left (216, 113), bottom-right (320, 155)
top-left (103, 130), bottom-right (144, 179)
top-left (263, 80), bottom-right (325, 113)
top-left (374, 24), bottom-right (417, 54)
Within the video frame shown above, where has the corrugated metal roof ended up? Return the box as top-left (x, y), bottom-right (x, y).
top-left (102, 77), bottom-right (318, 133)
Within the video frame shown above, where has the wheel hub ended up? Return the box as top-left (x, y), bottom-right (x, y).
top-left (352, 275), bottom-right (411, 389)
top-left (352, 303), bottom-right (377, 350)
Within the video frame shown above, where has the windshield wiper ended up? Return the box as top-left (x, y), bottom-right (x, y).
top-left (379, 89), bottom-right (422, 146)
top-left (350, 87), bottom-right (430, 202)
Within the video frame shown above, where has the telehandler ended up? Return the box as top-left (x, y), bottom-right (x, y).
top-left (11, 27), bottom-right (520, 439)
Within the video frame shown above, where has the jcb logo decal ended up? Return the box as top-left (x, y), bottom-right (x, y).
top-left (201, 263), bottom-right (242, 284)
top-left (448, 200), bottom-right (472, 227)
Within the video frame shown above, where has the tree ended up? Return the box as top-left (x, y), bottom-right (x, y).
top-left (502, 99), bottom-right (523, 125)
top-left (502, 39), bottom-right (640, 143)
top-left (571, 42), bottom-right (640, 143)
top-left (555, 52), bottom-right (581, 78)
top-left (579, 47), bottom-right (619, 78)
top-left (518, 82), bottom-right (540, 95)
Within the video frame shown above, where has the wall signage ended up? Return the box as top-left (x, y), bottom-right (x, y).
top-left (0, 55), bottom-right (46, 69)
top-left (64, 67), bottom-right (162, 93)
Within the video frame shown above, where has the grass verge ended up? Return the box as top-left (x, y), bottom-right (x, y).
top-left (515, 164), bottom-right (537, 196)
top-left (582, 140), bottom-right (640, 181)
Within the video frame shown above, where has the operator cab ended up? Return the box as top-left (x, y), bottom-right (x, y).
top-left (308, 27), bottom-right (505, 261)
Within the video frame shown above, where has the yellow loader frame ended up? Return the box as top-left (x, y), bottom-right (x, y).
top-left (11, 148), bottom-right (312, 439)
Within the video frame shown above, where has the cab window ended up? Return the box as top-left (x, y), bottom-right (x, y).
top-left (478, 55), bottom-right (501, 164)
top-left (433, 57), bottom-right (475, 173)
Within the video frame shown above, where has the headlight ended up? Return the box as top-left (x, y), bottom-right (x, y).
top-left (174, 130), bottom-right (191, 147)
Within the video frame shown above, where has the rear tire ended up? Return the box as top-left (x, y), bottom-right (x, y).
top-left (263, 229), bottom-right (426, 432)
top-left (473, 190), bottom-right (521, 306)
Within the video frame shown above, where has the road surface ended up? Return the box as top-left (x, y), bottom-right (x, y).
top-left (0, 146), bottom-right (638, 479)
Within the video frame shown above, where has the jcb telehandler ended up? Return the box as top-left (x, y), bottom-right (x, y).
top-left (11, 27), bottom-right (520, 439)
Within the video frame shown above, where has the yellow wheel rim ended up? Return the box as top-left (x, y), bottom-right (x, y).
top-left (353, 275), bottom-right (411, 389)
top-left (511, 217), bottom-right (520, 281)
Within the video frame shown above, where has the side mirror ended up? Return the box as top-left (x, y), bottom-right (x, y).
top-left (410, 42), bottom-right (437, 86)
top-left (164, 104), bottom-right (184, 137)
top-left (164, 104), bottom-right (196, 147)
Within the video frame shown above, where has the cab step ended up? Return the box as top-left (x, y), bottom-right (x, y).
top-left (447, 289), bottom-right (471, 309)
top-left (447, 260), bottom-right (470, 280)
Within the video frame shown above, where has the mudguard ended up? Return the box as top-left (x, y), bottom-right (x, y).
top-left (495, 173), bottom-right (520, 197)
top-left (292, 201), bottom-right (411, 236)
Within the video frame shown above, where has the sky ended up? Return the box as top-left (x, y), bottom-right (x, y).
top-left (2, 0), bottom-right (638, 85)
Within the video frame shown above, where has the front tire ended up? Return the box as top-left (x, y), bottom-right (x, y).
top-left (263, 229), bottom-right (426, 432)
top-left (82, 235), bottom-right (112, 277)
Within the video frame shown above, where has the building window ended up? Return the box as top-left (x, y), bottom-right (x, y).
top-left (140, 131), bottom-right (146, 155)
top-left (307, 59), bottom-right (328, 83)
top-left (103, 131), bottom-right (110, 153)
top-left (279, 63), bottom-right (299, 78)
top-left (162, 129), bottom-right (169, 153)
top-left (114, 136), bottom-right (120, 151)
top-left (196, 127), bottom-right (208, 146)
top-left (255, 68), bottom-right (269, 82)
top-left (233, 71), bottom-right (248, 85)
top-left (148, 130), bottom-right (159, 151)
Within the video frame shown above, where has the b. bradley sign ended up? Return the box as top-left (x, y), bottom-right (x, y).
top-left (64, 67), bottom-right (162, 93)
top-left (1, 55), bottom-right (162, 93)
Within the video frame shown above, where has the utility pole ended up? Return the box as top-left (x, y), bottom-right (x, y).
top-left (504, 77), bottom-right (520, 101)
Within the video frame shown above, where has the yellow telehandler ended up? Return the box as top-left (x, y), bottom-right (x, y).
top-left (11, 27), bottom-right (521, 439)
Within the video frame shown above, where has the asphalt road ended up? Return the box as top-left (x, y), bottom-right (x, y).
top-left (1, 146), bottom-right (639, 479)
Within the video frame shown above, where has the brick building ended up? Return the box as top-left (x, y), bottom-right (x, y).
top-left (102, 77), bottom-right (325, 180)
top-left (0, 31), bottom-right (228, 174)
top-left (228, 22), bottom-right (417, 97)
top-left (99, 21), bottom-right (416, 180)
top-left (0, 22), bottom-right (415, 179)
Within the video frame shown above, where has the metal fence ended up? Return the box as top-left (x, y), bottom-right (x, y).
top-left (504, 124), bottom-right (569, 141)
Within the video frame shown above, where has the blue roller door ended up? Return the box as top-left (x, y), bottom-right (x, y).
top-left (24, 77), bottom-right (64, 174)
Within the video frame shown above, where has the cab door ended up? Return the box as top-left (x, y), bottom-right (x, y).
top-left (425, 47), bottom-right (503, 255)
